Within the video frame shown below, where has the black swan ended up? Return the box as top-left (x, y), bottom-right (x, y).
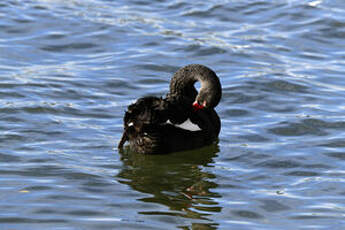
top-left (118, 64), bottom-right (222, 154)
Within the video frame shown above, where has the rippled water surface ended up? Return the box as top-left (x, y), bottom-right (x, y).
top-left (1, 0), bottom-right (345, 229)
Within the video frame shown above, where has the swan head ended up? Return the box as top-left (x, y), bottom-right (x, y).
top-left (170, 64), bottom-right (222, 111)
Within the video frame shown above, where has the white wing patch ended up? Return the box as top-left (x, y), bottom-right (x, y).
top-left (166, 118), bottom-right (201, 131)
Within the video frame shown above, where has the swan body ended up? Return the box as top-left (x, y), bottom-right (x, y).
top-left (118, 64), bottom-right (222, 154)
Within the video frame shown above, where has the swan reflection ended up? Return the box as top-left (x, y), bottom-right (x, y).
top-left (117, 144), bottom-right (222, 227)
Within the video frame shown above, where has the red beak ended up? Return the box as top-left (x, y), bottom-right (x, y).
top-left (192, 101), bottom-right (204, 111)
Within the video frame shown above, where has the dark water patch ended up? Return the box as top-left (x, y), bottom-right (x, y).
top-left (0, 24), bottom-right (11, 31)
top-left (43, 32), bottom-right (67, 40)
top-left (196, 47), bottom-right (227, 56)
top-left (259, 199), bottom-right (291, 212)
top-left (143, 41), bottom-right (160, 47)
top-left (40, 43), bottom-right (98, 52)
top-left (0, 152), bottom-right (21, 162)
top-left (238, 134), bottom-right (270, 142)
top-left (223, 151), bottom-right (270, 163)
top-left (82, 180), bottom-right (113, 188)
top-left (0, 165), bottom-right (103, 180)
top-left (289, 214), bottom-right (340, 220)
top-left (226, 92), bottom-right (266, 104)
top-left (34, 208), bottom-right (59, 214)
top-left (104, 79), bottom-right (142, 92)
top-left (27, 157), bottom-right (53, 163)
top-left (243, 2), bottom-right (274, 16)
top-left (0, 133), bottom-right (26, 142)
top-left (79, 185), bottom-right (111, 194)
top-left (137, 78), bottom-right (168, 85)
top-left (139, 210), bottom-right (199, 219)
top-left (256, 159), bottom-right (301, 169)
top-left (182, 8), bottom-right (214, 18)
top-left (62, 108), bottom-right (115, 119)
top-left (304, 163), bottom-right (331, 169)
top-left (4, 27), bottom-right (31, 34)
top-left (0, 166), bottom-right (58, 177)
top-left (46, 194), bottom-right (101, 201)
top-left (23, 185), bottom-right (52, 191)
top-left (0, 91), bottom-right (34, 99)
top-left (284, 171), bottom-right (321, 177)
top-left (0, 83), bottom-right (27, 89)
top-left (32, 5), bottom-right (49, 11)
top-left (269, 120), bottom-right (328, 136)
top-left (254, 101), bottom-right (296, 113)
top-left (22, 105), bottom-right (61, 114)
top-left (263, 80), bottom-right (309, 94)
top-left (224, 108), bottom-right (250, 117)
top-left (248, 174), bottom-right (270, 181)
top-left (324, 152), bottom-right (345, 160)
top-left (320, 139), bottom-right (345, 148)
top-left (298, 51), bottom-right (328, 61)
top-left (60, 171), bottom-right (104, 180)
top-left (217, 182), bottom-right (246, 190)
top-left (12, 18), bottom-right (34, 24)
top-left (162, 29), bottom-right (184, 37)
top-left (0, 217), bottom-right (67, 223)
top-left (65, 210), bottom-right (106, 216)
top-left (231, 210), bottom-right (264, 219)
top-left (167, 1), bottom-right (188, 10)
top-left (178, 44), bottom-right (201, 52)
top-left (20, 126), bottom-right (61, 138)
top-left (134, 64), bottom-right (178, 73)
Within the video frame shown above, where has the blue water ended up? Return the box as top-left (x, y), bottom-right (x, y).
top-left (1, 0), bottom-right (345, 229)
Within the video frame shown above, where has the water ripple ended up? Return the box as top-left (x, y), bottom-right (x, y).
top-left (1, 0), bottom-right (345, 229)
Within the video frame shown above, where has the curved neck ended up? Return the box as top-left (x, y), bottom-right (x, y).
top-left (169, 64), bottom-right (221, 108)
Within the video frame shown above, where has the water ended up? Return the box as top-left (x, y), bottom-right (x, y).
top-left (1, 0), bottom-right (345, 229)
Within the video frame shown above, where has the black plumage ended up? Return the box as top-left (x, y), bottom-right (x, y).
top-left (118, 64), bottom-right (222, 154)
